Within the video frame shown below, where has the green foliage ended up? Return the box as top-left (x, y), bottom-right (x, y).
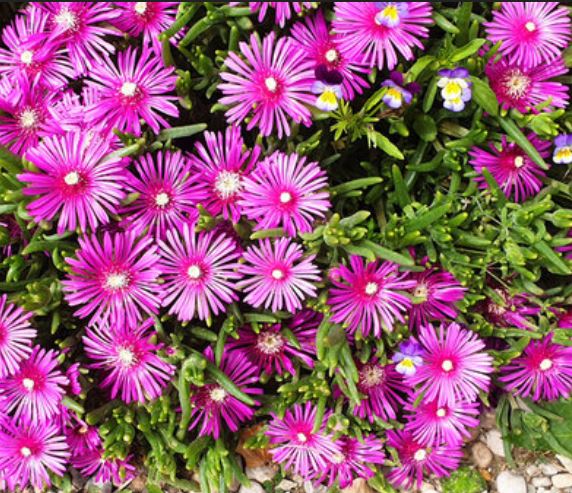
top-left (442, 467), bottom-right (486, 493)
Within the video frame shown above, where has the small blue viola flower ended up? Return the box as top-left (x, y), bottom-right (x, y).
top-left (374, 2), bottom-right (409, 28)
top-left (381, 71), bottom-right (420, 109)
top-left (437, 67), bottom-right (472, 112)
top-left (313, 66), bottom-right (344, 112)
top-left (553, 134), bottom-right (572, 164)
top-left (393, 338), bottom-right (423, 376)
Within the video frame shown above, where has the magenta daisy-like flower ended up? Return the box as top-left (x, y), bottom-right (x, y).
top-left (558, 309), bottom-right (572, 329)
top-left (0, 345), bottom-right (68, 423)
top-left (409, 267), bottom-right (466, 329)
top-left (332, 2), bottom-right (433, 70)
top-left (499, 333), bottom-right (572, 401)
top-left (0, 295), bottom-right (36, 378)
top-left (238, 2), bottom-right (314, 28)
top-left (83, 318), bottom-right (174, 404)
top-left (266, 401), bottom-right (340, 480)
top-left (291, 11), bottom-right (370, 100)
top-left (33, 2), bottom-right (119, 76)
top-left (0, 6), bottom-right (73, 89)
top-left (189, 348), bottom-right (262, 439)
top-left (404, 398), bottom-right (480, 446)
top-left (72, 449), bottom-right (136, 486)
top-left (239, 151), bottom-right (330, 236)
top-left (328, 255), bottom-right (415, 338)
top-left (113, 2), bottom-right (179, 57)
top-left (227, 309), bottom-right (321, 376)
top-left (321, 435), bottom-right (385, 488)
top-left (469, 133), bottom-right (551, 203)
top-left (219, 32), bottom-right (315, 138)
top-left (19, 131), bottom-right (128, 234)
top-left (484, 2), bottom-right (571, 68)
top-left (486, 57), bottom-right (569, 113)
top-left (481, 287), bottom-right (540, 329)
top-left (409, 323), bottom-right (493, 407)
top-left (64, 420), bottom-right (101, 456)
top-left (85, 46), bottom-right (179, 135)
top-left (62, 231), bottom-right (163, 326)
top-left (386, 429), bottom-right (462, 490)
top-left (188, 126), bottom-right (261, 222)
top-left (0, 419), bottom-right (70, 491)
top-left (353, 358), bottom-right (407, 422)
top-left (159, 223), bottom-right (242, 322)
top-left (121, 151), bottom-right (199, 239)
top-left (237, 238), bottom-right (320, 312)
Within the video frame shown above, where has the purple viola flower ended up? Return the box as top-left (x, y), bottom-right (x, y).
top-left (553, 134), bottom-right (572, 165)
top-left (312, 80), bottom-right (343, 112)
top-left (393, 338), bottom-right (423, 376)
top-left (381, 71), bottom-right (420, 109)
top-left (437, 67), bottom-right (472, 112)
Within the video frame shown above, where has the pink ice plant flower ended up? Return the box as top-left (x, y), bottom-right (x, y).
top-left (85, 46), bottom-right (179, 135)
top-left (237, 238), bottom-right (320, 313)
top-left (409, 323), bottom-right (493, 407)
top-left (121, 151), bottom-right (199, 239)
top-left (328, 255), bottom-right (416, 337)
top-left (0, 345), bottom-right (68, 424)
top-left (72, 449), bottom-right (136, 486)
top-left (469, 133), bottom-right (551, 203)
top-left (499, 333), bottom-right (572, 401)
top-left (386, 429), bottom-right (463, 490)
top-left (0, 295), bottom-right (36, 378)
top-left (239, 151), bottom-right (330, 236)
top-left (62, 231), bottom-right (163, 326)
top-left (0, 418), bottom-right (70, 492)
top-left (188, 126), bottom-right (261, 223)
top-left (19, 131), bottom-right (128, 234)
top-left (481, 287), bottom-right (540, 330)
top-left (266, 401), bottom-right (340, 480)
top-left (332, 2), bottom-right (433, 70)
top-left (64, 419), bottom-right (101, 456)
top-left (240, 2), bottom-right (314, 28)
top-left (484, 2), bottom-right (571, 68)
top-left (159, 223), bottom-right (242, 322)
top-left (189, 347), bottom-right (262, 439)
top-left (219, 32), bottom-right (315, 138)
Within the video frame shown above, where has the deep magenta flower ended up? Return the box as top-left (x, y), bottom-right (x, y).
top-left (242, 2), bottom-right (314, 27)
top-left (469, 134), bottom-right (551, 202)
top-left (239, 151), bottom-right (330, 236)
top-left (0, 295), bottom-right (36, 378)
top-left (386, 429), bottom-right (462, 490)
top-left (159, 223), bottom-right (242, 322)
top-left (219, 32), bottom-right (315, 138)
top-left (121, 151), bottom-right (199, 239)
top-left (0, 345), bottom-right (68, 423)
top-left (291, 11), bottom-right (370, 100)
top-left (189, 348), bottom-right (261, 439)
top-left (486, 57), bottom-right (569, 113)
top-left (409, 323), bottom-right (493, 407)
top-left (72, 449), bottom-right (136, 486)
top-left (321, 435), bottom-right (385, 488)
top-left (188, 126), bottom-right (261, 222)
top-left (332, 2), bottom-right (433, 70)
top-left (19, 131), bottom-right (128, 234)
top-left (353, 358), bottom-right (407, 422)
top-left (62, 231), bottom-right (163, 326)
top-left (481, 287), bottom-right (540, 329)
top-left (0, 419), bottom-right (70, 491)
top-left (328, 255), bottom-right (415, 337)
top-left (64, 420), bottom-right (101, 456)
top-left (485, 2), bottom-right (571, 68)
top-left (85, 46), bottom-right (179, 135)
top-left (266, 401), bottom-right (340, 480)
top-left (237, 238), bottom-right (320, 312)
top-left (404, 398), bottom-right (480, 446)
top-left (83, 318), bottom-right (174, 403)
top-left (408, 267), bottom-right (466, 329)
top-left (558, 309), bottom-right (572, 329)
top-left (500, 333), bottom-right (572, 401)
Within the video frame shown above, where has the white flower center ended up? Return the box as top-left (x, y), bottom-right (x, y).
top-left (297, 432), bottom-right (308, 443)
top-left (361, 365), bottom-right (384, 387)
top-left (118, 348), bottom-right (135, 367)
top-left (325, 49), bottom-right (338, 63)
top-left (332, 452), bottom-right (345, 464)
top-left (514, 156), bottom-right (525, 168)
top-left (20, 447), bottom-right (32, 457)
top-left (105, 272), bottom-right (129, 290)
top-left (414, 283), bottom-right (428, 299)
top-left (525, 21), bottom-right (536, 32)
top-left (155, 192), bottom-right (170, 207)
top-left (19, 109), bottom-right (37, 129)
top-left (64, 171), bottom-right (80, 186)
top-left (121, 81), bottom-right (138, 97)
top-left (215, 171), bottom-right (242, 199)
top-left (441, 359), bottom-right (454, 372)
top-left (134, 2), bottom-right (147, 15)
top-left (279, 191), bottom-right (292, 204)
top-left (264, 76), bottom-right (278, 93)
top-left (209, 387), bottom-right (227, 403)
top-left (504, 70), bottom-right (531, 98)
top-left (20, 50), bottom-right (33, 65)
top-left (413, 449), bottom-right (427, 461)
top-left (55, 9), bottom-right (77, 31)
top-left (436, 408), bottom-right (447, 418)
top-left (539, 358), bottom-right (553, 371)
top-left (271, 268), bottom-right (285, 280)
top-left (22, 378), bottom-right (35, 391)
top-left (365, 282), bottom-right (379, 296)
top-left (256, 331), bottom-right (284, 355)
top-left (187, 265), bottom-right (202, 280)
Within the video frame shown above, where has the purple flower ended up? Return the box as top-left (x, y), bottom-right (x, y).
top-left (0, 295), bottom-right (35, 379)
top-left (72, 449), bottom-right (136, 486)
top-left (553, 134), bottom-right (572, 165)
top-left (481, 287), bottom-right (540, 329)
top-left (437, 67), bottom-right (472, 112)
top-left (241, 2), bottom-right (314, 28)
top-left (393, 338), bottom-right (423, 376)
top-left (64, 419), bottom-right (101, 456)
top-left (381, 71), bottom-right (420, 109)
top-left (312, 80), bottom-right (343, 112)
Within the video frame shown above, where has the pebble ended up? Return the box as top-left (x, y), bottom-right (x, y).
top-left (540, 463), bottom-right (562, 476)
top-left (245, 466), bottom-right (276, 483)
top-left (303, 481), bottom-right (328, 493)
top-left (239, 482), bottom-right (265, 493)
top-left (497, 471), bottom-right (527, 493)
top-left (340, 478), bottom-right (375, 493)
top-left (485, 429), bottom-right (506, 458)
top-left (420, 483), bottom-right (437, 493)
top-left (527, 465), bottom-right (542, 477)
top-left (532, 477), bottom-right (552, 487)
top-left (471, 442), bottom-right (493, 468)
top-left (481, 410), bottom-right (497, 429)
top-left (552, 473), bottom-right (572, 489)
top-left (277, 479), bottom-right (298, 491)
top-left (557, 455), bottom-right (572, 475)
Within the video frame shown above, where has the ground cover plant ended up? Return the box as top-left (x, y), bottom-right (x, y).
top-left (0, 2), bottom-right (571, 492)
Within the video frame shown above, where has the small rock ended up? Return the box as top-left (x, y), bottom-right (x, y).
top-left (471, 442), bottom-right (493, 468)
top-left (481, 410), bottom-right (497, 429)
top-left (485, 429), bottom-right (506, 458)
top-left (527, 465), bottom-right (542, 477)
top-left (540, 463), bottom-right (561, 476)
top-left (239, 482), bottom-right (265, 493)
top-left (245, 466), bottom-right (277, 483)
top-left (532, 477), bottom-right (552, 487)
top-left (527, 486), bottom-right (535, 493)
top-left (497, 471), bottom-right (527, 493)
top-left (340, 478), bottom-right (374, 493)
top-left (303, 481), bottom-right (327, 493)
top-left (130, 475), bottom-right (146, 493)
top-left (557, 455), bottom-right (572, 475)
top-left (552, 473), bottom-right (572, 489)
top-left (277, 479), bottom-right (298, 491)
top-left (420, 483), bottom-right (437, 493)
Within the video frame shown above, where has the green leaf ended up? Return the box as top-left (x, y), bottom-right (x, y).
top-left (449, 38), bottom-right (486, 62)
top-left (0, 146), bottom-right (22, 174)
top-left (371, 132), bottom-right (404, 160)
top-left (391, 165), bottom-right (411, 207)
top-left (470, 76), bottom-right (499, 117)
top-left (497, 118), bottom-right (548, 170)
top-left (412, 114), bottom-right (437, 142)
top-left (249, 228), bottom-right (285, 240)
top-left (206, 362), bottom-right (256, 406)
top-left (361, 240), bottom-right (415, 266)
top-left (330, 177), bottom-right (383, 195)
top-left (158, 123), bottom-right (207, 141)
top-left (433, 11), bottom-right (460, 34)
top-left (407, 55), bottom-right (436, 81)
